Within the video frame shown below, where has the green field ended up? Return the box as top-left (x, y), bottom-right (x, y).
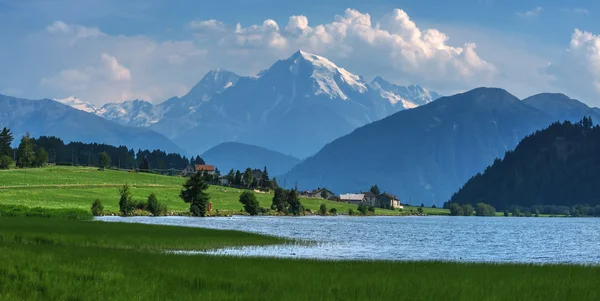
top-left (0, 217), bottom-right (598, 301)
top-left (0, 166), bottom-right (446, 216)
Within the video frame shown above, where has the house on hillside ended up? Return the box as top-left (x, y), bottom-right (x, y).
top-left (377, 192), bottom-right (403, 209)
top-left (363, 191), bottom-right (378, 206)
top-left (328, 196), bottom-right (341, 202)
top-left (196, 165), bottom-right (215, 174)
top-left (310, 188), bottom-right (335, 199)
top-left (251, 169), bottom-right (266, 187)
top-left (340, 193), bottom-right (366, 205)
top-left (180, 164), bottom-right (215, 177)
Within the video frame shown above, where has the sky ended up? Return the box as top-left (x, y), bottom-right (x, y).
top-left (1, 0), bottom-right (600, 106)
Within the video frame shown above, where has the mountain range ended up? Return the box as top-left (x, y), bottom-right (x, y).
top-left (54, 50), bottom-right (441, 158)
top-left (0, 94), bottom-right (184, 154)
top-left (201, 142), bottom-right (300, 176)
top-left (280, 89), bottom-right (600, 206)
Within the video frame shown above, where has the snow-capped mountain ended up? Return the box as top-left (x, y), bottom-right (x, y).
top-left (370, 76), bottom-right (441, 108)
top-left (53, 96), bottom-right (98, 113)
top-left (58, 50), bottom-right (439, 158)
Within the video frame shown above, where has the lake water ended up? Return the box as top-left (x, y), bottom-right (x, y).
top-left (97, 215), bottom-right (600, 264)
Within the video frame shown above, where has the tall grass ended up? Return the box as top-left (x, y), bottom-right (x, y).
top-left (0, 217), bottom-right (289, 251)
top-left (0, 242), bottom-right (598, 300)
top-left (0, 204), bottom-right (93, 220)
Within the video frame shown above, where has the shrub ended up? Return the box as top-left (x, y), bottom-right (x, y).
top-left (357, 203), bottom-right (368, 215)
top-left (432, 204), bottom-right (437, 209)
top-left (147, 193), bottom-right (167, 216)
top-left (449, 203), bottom-right (463, 216)
top-left (504, 210), bottom-right (509, 217)
top-left (329, 208), bottom-right (338, 215)
top-left (259, 207), bottom-right (269, 214)
top-left (461, 204), bottom-right (474, 216)
top-left (417, 207), bottom-right (424, 214)
top-left (475, 203), bottom-right (496, 216)
top-left (119, 184), bottom-right (135, 216)
top-left (348, 208), bottom-right (354, 216)
top-left (90, 199), bottom-right (104, 216)
top-left (512, 208), bottom-right (521, 217)
top-left (239, 191), bottom-right (260, 216)
top-left (0, 155), bottom-right (13, 169)
top-left (535, 209), bottom-right (540, 217)
top-left (319, 203), bottom-right (327, 215)
top-left (368, 206), bottom-right (375, 214)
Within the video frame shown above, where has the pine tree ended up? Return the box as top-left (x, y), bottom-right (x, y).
top-left (0, 127), bottom-right (14, 157)
top-left (35, 147), bottom-right (49, 167)
top-left (243, 168), bottom-right (254, 188)
top-left (287, 189), bottom-right (303, 215)
top-left (370, 185), bottom-right (380, 195)
top-left (180, 172), bottom-right (211, 216)
top-left (262, 166), bottom-right (270, 189)
top-left (17, 133), bottom-right (35, 168)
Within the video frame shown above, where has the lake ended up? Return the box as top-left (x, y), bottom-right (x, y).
top-left (97, 215), bottom-right (600, 264)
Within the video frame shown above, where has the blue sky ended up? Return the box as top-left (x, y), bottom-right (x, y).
top-left (1, 0), bottom-right (600, 106)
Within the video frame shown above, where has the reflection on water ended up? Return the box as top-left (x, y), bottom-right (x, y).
top-left (97, 215), bottom-right (600, 264)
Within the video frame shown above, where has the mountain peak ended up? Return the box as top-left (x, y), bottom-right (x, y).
top-left (280, 50), bottom-right (367, 99)
top-left (53, 96), bottom-right (98, 113)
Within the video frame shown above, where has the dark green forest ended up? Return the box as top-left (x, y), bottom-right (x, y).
top-left (32, 136), bottom-right (203, 170)
top-left (0, 128), bottom-right (204, 171)
top-left (449, 117), bottom-right (600, 215)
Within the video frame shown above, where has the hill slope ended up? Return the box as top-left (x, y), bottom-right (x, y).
top-left (282, 88), bottom-right (556, 205)
top-left (449, 118), bottom-right (600, 209)
top-left (0, 94), bottom-right (184, 154)
top-left (201, 142), bottom-right (300, 176)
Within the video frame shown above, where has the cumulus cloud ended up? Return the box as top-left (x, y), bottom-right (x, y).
top-left (516, 7), bottom-right (543, 18)
top-left (22, 9), bottom-right (497, 105)
top-left (190, 8), bottom-right (495, 89)
top-left (41, 53), bottom-right (134, 103)
top-left (546, 29), bottom-right (600, 105)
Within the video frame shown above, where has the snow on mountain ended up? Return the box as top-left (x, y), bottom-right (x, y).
top-left (286, 50), bottom-right (367, 100)
top-left (370, 76), bottom-right (441, 108)
top-left (63, 50), bottom-right (439, 157)
top-left (52, 96), bottom-right (98, 113)
top-left (97, 99), bottom-right (163, 127)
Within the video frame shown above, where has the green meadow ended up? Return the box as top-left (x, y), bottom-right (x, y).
top-left (0, 166), bottom-right (444, 215)
top-left (0, 217), bottom-right (599, 301)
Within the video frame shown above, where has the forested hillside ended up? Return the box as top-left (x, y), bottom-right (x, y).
top-left (449, 117), bottom-right (600, 210)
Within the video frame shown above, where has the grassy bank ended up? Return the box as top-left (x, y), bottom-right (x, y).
top-left (0, 166), bottom-right (446, 216)
top-left (0, 217), bottom-right (289, 251)
top-left (0, 218), bottom-right (598, 300)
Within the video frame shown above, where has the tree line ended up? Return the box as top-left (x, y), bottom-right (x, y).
top-left (449, 117), bottom-right (600, 214)
top-left (0, 127), bottom-right (205, 171)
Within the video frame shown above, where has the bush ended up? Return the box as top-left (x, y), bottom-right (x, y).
top-left (417, 207), bottom-right (424, 214)
top-left (119, 184), bottom-right (135, 216)
top-left (357, 203), bottom-right (368, 215)
top-left (329, 208), bottom-right (338, 215)
top-left (512, 208), bottom-right (521, 217)
top-left (504, 210), bottom-right (509, 217)
top-left (0, 155), bottom-right (13, 169)
top-left (348, 208), bottom-right (354, 216)
top-left (259, 207), bottom-right (269, 214)
top-left (319, 203), bottom-right (328, 215)
top-left (461, 204), bottom-right (474, 216)
top-left (239, 191), bottom-right (260, 216)
top-left (449, 203), bottom-right (463, 216)
top-left (91, 199), bottom-right (104, 216)
top-left (432, 204), bottom-right (437, 209)
top-left (368, 206), bottom-right (375, 214)
top-left (475, 203), bottom-right (496, 216)
top-left (147, 193), bottom-right (167, 216)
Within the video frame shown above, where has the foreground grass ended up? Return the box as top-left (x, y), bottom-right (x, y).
top-left (0, 217), bottom-right (598, 300)
top-left (0, 217), bottom-right (289, 251)
top-left (0, 241), bottom-right (598, 300)
top-left (0, 166), bottom-right (438, 215)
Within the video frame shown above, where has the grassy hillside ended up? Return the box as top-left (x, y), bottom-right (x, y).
top-left (0, 166), bottom-right (444, 215)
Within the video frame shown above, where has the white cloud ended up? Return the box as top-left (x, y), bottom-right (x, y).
top-left (191, 8), bottom-right (495, 90)
top-left (516, 7), bottom-right (543, 19)
top-left (546, 29), bottom-right (600, 106)
top-left (17, 9), bottom-right (498, 105)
